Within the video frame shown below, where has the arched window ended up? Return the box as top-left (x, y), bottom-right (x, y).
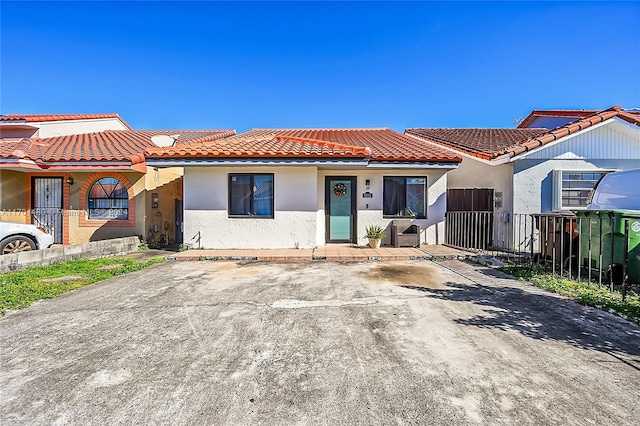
top-left (88, 177), bottom-right (129, 220)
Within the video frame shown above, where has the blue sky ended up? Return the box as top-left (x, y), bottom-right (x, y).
top-left (1, 1), bottom-right (639, 132)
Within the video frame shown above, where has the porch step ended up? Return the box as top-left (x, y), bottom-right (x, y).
top-left (167, 246), bottom-right (472, 262)
top-left (168, 249), bottom-right (313, 262)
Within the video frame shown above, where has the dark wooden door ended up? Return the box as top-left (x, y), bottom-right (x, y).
top-left (447, 188), bottom-right (494, 212)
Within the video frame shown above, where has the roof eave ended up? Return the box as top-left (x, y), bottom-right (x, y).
top-left (366, 160), bottom-right (459, 169)
top-left (0, 160), bottom-right (146, 172)
top-left (145, 157), bottom-right (371, 167)
top-left (0, 159), bottom-right (42, 169)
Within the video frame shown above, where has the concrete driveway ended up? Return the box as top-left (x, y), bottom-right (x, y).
top-left (1, 259), bottom-right (638, 425)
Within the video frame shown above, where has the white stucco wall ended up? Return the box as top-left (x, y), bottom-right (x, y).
top-left (183, 166), bottom-right (319, 249)
top-left (182, 166), bottom-right (451, 248)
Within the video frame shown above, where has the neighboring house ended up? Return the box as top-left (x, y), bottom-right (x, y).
top-left (0, 113), bottom-right (132, 138)
top-left (0, 117), bottom-right (235, 245)
top-left (516, 108), bottom-right (640, 129)
top-left (145, 128), bottom-right (462, 249)
top-left (405, 105), bottom-right (640, 219)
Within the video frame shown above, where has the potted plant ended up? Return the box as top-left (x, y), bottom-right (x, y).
top-left (365, 225), bottom-right (386, 249)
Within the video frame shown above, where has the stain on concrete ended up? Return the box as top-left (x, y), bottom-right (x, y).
top-left (213, 263), bottom-right (240, 271)
top-left (365, 264), bottom-right (443, 289)
top-left (235, 262), bottom-right (279, 277)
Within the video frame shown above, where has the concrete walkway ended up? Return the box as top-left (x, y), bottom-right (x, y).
top-left (167, 244), bottom-right (475, 262)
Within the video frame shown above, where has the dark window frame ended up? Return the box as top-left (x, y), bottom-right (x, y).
top-left (383, 176), bottom-right (427, 219)
top-left (87, 177), bottom-right (129, 220)
top-left (324, 176), bottom-right (358, 244)
top-left (228, 173), bottom-right (275, 219)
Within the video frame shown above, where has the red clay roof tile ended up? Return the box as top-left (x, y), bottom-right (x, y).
top-left (407, 106), bottom-right (640, 161)
top-left (404, 128), bottom-right (548, 160)
top-left (145, 128), bottom-right (462, 163)
top-left (1, 129), bottom-right (235, 164)
top-left (146, 135), bottom-right (372, 159)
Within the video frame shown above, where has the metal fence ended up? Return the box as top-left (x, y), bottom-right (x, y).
top-left (445, 211), bottom-right (639, 299)
top-left (31, 209), bottom-right (63, 244)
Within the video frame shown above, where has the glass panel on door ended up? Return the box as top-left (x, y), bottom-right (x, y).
top-left (328, 178), bottom-right (354, 242)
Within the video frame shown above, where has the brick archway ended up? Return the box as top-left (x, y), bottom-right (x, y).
top-left (79, 172), bottom-right (136, 227)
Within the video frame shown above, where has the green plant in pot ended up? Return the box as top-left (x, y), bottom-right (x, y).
top-left (365, 225), bottom-right (386, 249)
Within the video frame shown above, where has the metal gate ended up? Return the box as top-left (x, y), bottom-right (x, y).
top-left (446, 188), bottom-right (494, 249)
top-left (32, 177), bottom-right (63, 244)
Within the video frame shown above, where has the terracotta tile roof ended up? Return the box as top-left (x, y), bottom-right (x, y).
top-left (146, 134), bottom-right (372, 159)
top-left (146, 128), bottom-right (462, 163)
top-left (0, 129), bottom-right (235, 165)
top-left (407, 106), bottom-right (640, 161)
top-left (0, 138), bottom-right (50, 161)
top-left (405, 128), bottom-right (549, 160)
top-left (517, 107), bottom-right (640, 128)
top-left (0, 113), bottom-right (133, 130)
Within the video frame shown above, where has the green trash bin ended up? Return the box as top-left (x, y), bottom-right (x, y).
top-left (574, 210), bottom-right (640, 285)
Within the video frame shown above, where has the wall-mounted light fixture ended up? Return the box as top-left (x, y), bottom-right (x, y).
top-left (365, 179), bottom-right (371, 189)
top-left (66, 177), bottom-right (74, 185)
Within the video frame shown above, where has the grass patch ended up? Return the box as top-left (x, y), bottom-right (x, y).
top-left (499, 265), bottom-right (640, 325)
top-left (0, 256), bottom-right (165, 315)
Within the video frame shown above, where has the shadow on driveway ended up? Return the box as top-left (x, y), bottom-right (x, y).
top-left (402, 273), bottom-right (640, 367)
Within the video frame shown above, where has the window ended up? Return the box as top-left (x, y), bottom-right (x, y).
top-left (229, 174), bottom-right (274, 218)
top-left (88, 177), bottom-right (129, 219)
top-left (383, 177), bottom-right (426, 218)
top-left (553, 170), bottom-right (609, 209)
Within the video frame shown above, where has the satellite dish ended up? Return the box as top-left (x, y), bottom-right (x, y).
top-left (151, 134), bottom-right (179, 147)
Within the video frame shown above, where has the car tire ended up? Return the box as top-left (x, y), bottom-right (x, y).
top-left (0, 235), bottom-right (36, 254)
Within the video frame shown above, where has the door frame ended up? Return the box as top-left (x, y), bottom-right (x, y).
top-left (31, 176), bottom-right (64, 244)
top-left (175, 198), bottom-right (184, 244)
top-left (324, 176), bottom-right (357, 244)
top-left (25, 172), bottom-right (71, 245)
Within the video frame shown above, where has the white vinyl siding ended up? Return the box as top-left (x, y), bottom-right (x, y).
top-left (524, 119), bottom-right (640, 160)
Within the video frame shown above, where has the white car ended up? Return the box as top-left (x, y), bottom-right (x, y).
top-left (587, 168), bottom-right (640, 210)
top-left (0, 221), bottom-right (55, 255)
